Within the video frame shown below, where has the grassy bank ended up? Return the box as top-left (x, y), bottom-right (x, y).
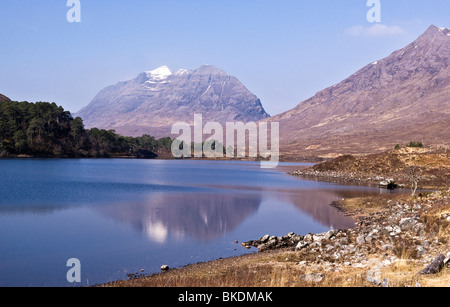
top-left (291, 147), bottom-right (450, 190)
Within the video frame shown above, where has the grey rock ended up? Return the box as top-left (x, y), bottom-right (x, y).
top-left (411, 223), bottom-right (425, 236)
top-left (389, 226), bottom-right (402, 236)
top-left (400, 217), bottom-right (418, 230)
top-left (332, 252), bottom-right (341, 260)
top-left (444, 253), bottom-right (450, 267)
top-left (313, 234), bottom-right (325, 242)
top-left (304, 234), bottom-right (314, 243)
top-left (421, 240), bottom-right (431, 248)
top-left (418, 254), bottom-right (446, 275)
top-left (337, 237), bottom-right (349, 245)
top-left (292, 235), bottom-right (304, 242)
top-left (367, 229), bottom-right (379, 238)
top-left (295, 241), bottom-right (309, 251)
top-left (416, 245), bottom-right (428, 257)
top-left (365, 235), bottom-right (374, 244)
top-left (325, 244), bottom-right (335, 252)
top-left (161, 265), bottom-right (170, 271)
top-left (366, 270), bottom-right (382, 286)
top-left (299, 273), bottom-right (325, 283)
top-left (324, 230), bottom-right (336, 240)
top-left (356, 235), bottom-right (366, 245)
top-left (381, 244), bottom-right (393, 251)
top-left (260, 235), bottom-right (270, 243)
top-left (286, 232), bottom-right (296, 239)
top-left (309, 241), bottom-right (322, 249)
top-left (257, 245), bottom-right (266, 252)
top-left (267, 238), bottom-right (278, 247)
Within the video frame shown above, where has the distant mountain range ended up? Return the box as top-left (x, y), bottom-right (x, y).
top-left (4, 25), bottom-right (449, 160)
top-left (265, 25), bottom-right (450, 159)
top-left (77, 65), bottom-right (270, 138)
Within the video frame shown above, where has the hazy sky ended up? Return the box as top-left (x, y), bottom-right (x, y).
top-left (0, 0), bottom-right (449, 116)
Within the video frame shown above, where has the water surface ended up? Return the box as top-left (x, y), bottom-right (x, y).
top-left (0, 159), bottom-right (387, 287)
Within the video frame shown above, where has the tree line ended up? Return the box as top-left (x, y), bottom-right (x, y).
top-left (0, 100), bottom-right (172, 158)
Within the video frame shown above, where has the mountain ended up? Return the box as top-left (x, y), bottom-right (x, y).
top-left (266, 25), bottom-right (450, 159)
top-left (0, 94), bottom-right (10, 102)
top-left (77, 65), bottom-right (270, 138)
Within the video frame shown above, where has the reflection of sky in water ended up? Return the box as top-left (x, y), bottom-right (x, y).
top-left (0, 159), bottom-right (390, 287)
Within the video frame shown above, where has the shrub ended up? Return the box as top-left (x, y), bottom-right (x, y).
top-left (407, 141), bottom-right (424, 148)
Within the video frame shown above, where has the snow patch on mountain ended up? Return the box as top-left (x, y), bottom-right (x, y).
top-left (145, 66), bottom-right (173, 84)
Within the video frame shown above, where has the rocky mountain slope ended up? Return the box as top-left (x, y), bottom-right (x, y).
top-left (77, 65), bottom-right (270, 138)
top-left (266, 25), bottom-right (450, 159)
top-left (0, 94), bottom-right (10, 102)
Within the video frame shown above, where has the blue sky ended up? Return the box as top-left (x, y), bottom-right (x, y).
top-left (0, 0), bottom-right (449, 116)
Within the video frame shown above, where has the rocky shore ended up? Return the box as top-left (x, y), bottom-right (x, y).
top-left (241, 190), bottom-right (450, 286)
top-left (289, 169), bottom-right (396, 187)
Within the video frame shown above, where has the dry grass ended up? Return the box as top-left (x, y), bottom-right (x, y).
top-left (99, 250), bottom-right (380, 288)
top-left (303, 149), bottom-right (450, 189)
top-left (381, 260), bottom-right (450, 287)
top-left (335, 193), bottom-right (411, 221)
top-left (421, 203), bottom-right (450, 244)
top-left (392, 238), bottom-right (420, 260)
top-left (397, 148), bottom-right (450, 169)
top-left (100, 248), bottom-right (450, 287)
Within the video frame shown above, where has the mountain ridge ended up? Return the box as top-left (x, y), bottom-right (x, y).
top-left (265, 25), bottom-right (450, 159)
top-left (77, 65), bottom-right (270, 138)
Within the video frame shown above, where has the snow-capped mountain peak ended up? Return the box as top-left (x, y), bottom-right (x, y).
top-left (174, 68), bottom-right (189, 75)
top-left (77, 64), bottom-right (270, 138)
top-left (145, 66), bottom-right (173, 82)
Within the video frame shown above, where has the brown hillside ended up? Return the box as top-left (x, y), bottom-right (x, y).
top-left (291, 147), bottom-right (450, 189)
top-left (265, 25), bottom-right (450, 159)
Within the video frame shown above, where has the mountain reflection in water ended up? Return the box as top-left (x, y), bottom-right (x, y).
top-left (96, 188), bottom-right (356, 243)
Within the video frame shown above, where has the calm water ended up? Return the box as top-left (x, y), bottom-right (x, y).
top-left (0, 159), bottom-right (388, 287)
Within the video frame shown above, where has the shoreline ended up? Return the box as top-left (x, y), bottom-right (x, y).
top-left (0, 153), bottom-right (322, 164)
top-left (98, 181), bottom-right (450, 287)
